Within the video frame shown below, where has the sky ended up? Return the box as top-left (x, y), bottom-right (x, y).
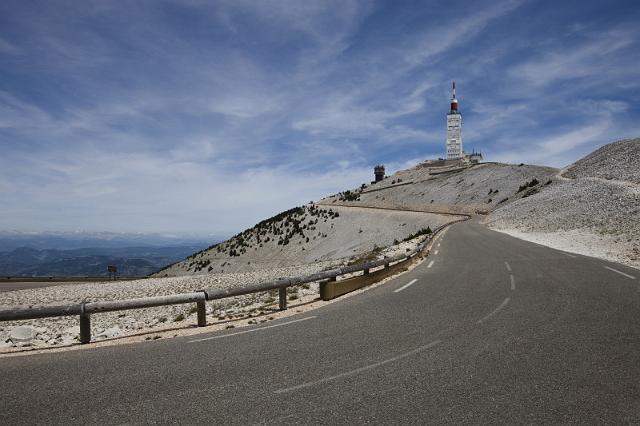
top-left (1, 0), bottom-right (639, 236)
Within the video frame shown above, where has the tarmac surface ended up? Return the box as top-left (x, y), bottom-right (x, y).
top-left (1, 220), bottom-right (639, 424)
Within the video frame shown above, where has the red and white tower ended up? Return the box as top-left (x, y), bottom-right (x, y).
top-left (446, 81), bottom-right (463, 159)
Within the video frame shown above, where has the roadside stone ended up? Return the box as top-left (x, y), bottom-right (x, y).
top-left (96, 326), bottom-right (121, 339)
top-left (9, 326), bottom-right (35, 344)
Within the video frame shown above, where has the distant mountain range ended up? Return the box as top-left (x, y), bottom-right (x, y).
top-left (0, 232), bottom-right (224, 277)
top-left (0, 231), bottom-right (222, 251)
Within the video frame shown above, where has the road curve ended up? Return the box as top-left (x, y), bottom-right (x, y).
top-left (2, 220), bottom-right (639, 424)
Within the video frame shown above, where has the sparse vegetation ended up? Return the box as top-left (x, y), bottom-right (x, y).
top-left (517, 178), bottom-right (540, 193)
top-left (339, 190), bottom-right (360, 202)
top-left (403, 227), bottom-right (432, 242)
top-left (521, 187), bottom-right (540, 198)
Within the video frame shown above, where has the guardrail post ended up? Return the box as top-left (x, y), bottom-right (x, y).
top-left (197, 300), bottom-right (206, 327)
top-left (79, 304), bottom-right (91, 344)
top-left (363, 268), bottom-right (369, 275)
top-left (384, 260), bottom-right (390, 269)
top-left (279, 287), bottom-right (287, 311)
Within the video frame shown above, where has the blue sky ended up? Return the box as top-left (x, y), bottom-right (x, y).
top-left (1, 0), bottom-right (638, 235)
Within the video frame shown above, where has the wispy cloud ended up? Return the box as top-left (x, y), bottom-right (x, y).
top-left (0, 0), bottom-right (638, 234)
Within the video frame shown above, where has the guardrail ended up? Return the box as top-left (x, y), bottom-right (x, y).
top-left (0, 218), bottom-right (468, 344)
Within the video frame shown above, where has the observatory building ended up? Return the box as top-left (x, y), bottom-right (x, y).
top-left (373, 165), bottom-right (385, 183)
top-left (446, 81), bottom-right (463, 160)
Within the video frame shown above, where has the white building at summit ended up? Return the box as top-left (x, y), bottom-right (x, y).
top-left (446, 81), bottom-right (463, 159)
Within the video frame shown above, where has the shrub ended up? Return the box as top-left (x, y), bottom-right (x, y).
top-left (174, 313), bottom-right (185, 322)
top-left (339, 190), bottom-right (359, 202)
top-left (517, 178), bottom-right (539, 193)
top-left (402, 227), bottom-right (432, 242)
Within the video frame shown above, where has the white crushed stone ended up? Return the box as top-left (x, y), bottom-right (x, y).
top-left (562, 138), bottom-right (640, 184)
top-left (158, 204), bottom-right (450, 276)
top-left (487, 139), bottom-right (640, 269)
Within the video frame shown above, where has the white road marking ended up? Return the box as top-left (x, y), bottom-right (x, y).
top-left (561, 252), bottom-right (576, 258)
top-left (274, 340), bottom-right (441, 394)
top-left (394, 278), bottom-right (418, 293)
top-left (427, 261), bottom-right (434, 268)
top-left (604, 266), bottom-right (636, 280)
top-left (437, 243), bottom-right (441, 247)
top-left (504, 261), bottom-right (511, 272)
top-left (477, 298), bottom-right (511, 324)
top-left (189, 316), bottom-right (317, 343)
top-left (434, 250), bottom-right (439, 255)
top-left (510, 274), bottom-right (516, 290)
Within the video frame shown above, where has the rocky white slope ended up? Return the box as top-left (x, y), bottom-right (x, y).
top-left (321, 161), bottom-right (558, 215)
top-left (486, 138), bottom-right (640, 268)
top-left (156, 204), bottom-right (453, 276)
top-left (562, 138), bottom-right (640, 183)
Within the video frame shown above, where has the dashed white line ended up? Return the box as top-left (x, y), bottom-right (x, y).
top-left (604, 266), bottom-right (636, 280)
top-left (504, 261), bottom-right (511, 272)
top-left (510, 274), bottom-right (516, 290)
top-left (394, 278), bottom-right (418, 293)
top-left (274, 340), bottom-right (442, 394)
top-left (477, 298), bottom-right (511, 324)
top-left (189, 316), bottom-right (317, 343)
top-left (427, 261), bottom-right (435, 268)
top-left (434, 250), bottom-right (439, 255)
top-left (437, 243), bottom-right (441, 247)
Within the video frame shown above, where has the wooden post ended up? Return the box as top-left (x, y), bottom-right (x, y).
top-left (363, 268), bottom-right (370, 275)
top-left (279, 287), bottom-right (287, 311)
top-left (197, 301), bottom-right (206, 327)
top-left (79, 306), bottom-right (91, 344)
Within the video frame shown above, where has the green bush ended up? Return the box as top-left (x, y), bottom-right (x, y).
top-left (402, 227), bottom-right (432, 242)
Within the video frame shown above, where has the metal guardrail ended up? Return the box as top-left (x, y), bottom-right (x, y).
top-left (0, 218), bottom-right (468, 344)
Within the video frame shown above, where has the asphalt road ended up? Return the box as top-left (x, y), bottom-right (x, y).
top-left (2, 220), bottom-right (639, 424)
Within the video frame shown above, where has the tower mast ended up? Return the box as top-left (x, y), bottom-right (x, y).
top-left (446, 81), bottom-right (463, 159)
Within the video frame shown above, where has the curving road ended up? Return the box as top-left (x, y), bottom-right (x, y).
top-left (2, 220), bottom-right (639, 424)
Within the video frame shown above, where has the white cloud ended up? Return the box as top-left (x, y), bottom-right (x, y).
top-left (0, 146), bottom-right (373, 234)
top-left (404, 0), bottom-right (526, 67)
top-left (507, 26), bottom-right (639, 92)
top-left (0, 37), bottom-right (19, 53)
